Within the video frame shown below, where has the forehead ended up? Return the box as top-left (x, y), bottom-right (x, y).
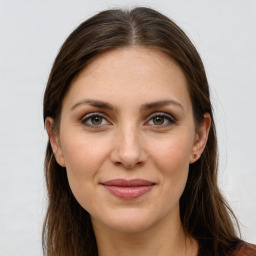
top-left (63, 46), bottom-right (191, 112)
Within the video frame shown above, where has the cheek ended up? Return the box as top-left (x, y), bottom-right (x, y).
top-left (60, 134), bottom-right (110, 205)
top-left (150, 132), bottom-right (193, 172)
top-left (148, 133), bottom-right (194, 199)
top-left (62, 133), bottom-right (109, 173)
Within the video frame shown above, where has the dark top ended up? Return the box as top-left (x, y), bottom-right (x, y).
top-left (231, 243), bottom-right (256, 256)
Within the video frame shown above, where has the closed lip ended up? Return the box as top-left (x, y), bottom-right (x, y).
top-left (101, 179), bottom-right (156, 187)
top-left (100, 179), bottom-right (156, 199)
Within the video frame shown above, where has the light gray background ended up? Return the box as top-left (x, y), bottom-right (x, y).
top-left (0, 0), bottom-right (255, 255)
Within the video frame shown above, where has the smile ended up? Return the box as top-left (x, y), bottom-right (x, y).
top-left (101, 179), bottom-right (155, 200)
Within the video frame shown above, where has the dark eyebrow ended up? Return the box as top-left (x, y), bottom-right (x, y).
top-left (71, 99), bottom-right (114, 111)
top-left (71, 99), bottom-right (184, 112)
top-left (141, 99), bottom-right (184, 111)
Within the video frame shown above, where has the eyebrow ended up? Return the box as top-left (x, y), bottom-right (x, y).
top-left (141, 99), bottom-right (184, 111)
top-left (71, 99), bottom-right (184, 112)
top-left (71, 99), bottom-right (115, 111)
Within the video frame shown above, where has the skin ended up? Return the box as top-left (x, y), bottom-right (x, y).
top-left (46, 47), bottom-right (210, 256)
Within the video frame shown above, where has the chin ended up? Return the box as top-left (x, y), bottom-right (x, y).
top-left (91, 207), bottom-right (164, 234)
top-left (106, 220), bottom-right (154, 234)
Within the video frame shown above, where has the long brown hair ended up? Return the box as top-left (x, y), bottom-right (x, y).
top-left (43, 7), bottom-right (241, 256)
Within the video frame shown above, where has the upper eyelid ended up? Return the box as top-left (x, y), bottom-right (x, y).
top-left (81, 112), bottom-right (111, 126)
top-left (81, 112), bottom-right (109, 120)
top-left (146, 112), bottom-right (176, 121)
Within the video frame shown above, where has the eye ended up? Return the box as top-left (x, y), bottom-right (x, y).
top-left (146, 113), bottom-right (176, 127)
top-left (82, 113), bottom-right (110, 127)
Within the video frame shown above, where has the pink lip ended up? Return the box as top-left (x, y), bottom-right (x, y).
top-left (101, 179), bottom-right (155, 199)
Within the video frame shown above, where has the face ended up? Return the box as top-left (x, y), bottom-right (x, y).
top-left (47, 47), bottom-right (210, 234)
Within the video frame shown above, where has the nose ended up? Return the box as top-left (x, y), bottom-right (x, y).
top-left (110, 124), bottom-right (147, 169)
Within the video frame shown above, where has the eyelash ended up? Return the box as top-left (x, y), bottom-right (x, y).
top-left (81, 113), bottom-right (110, 128)
top-left (81, 112), bottom-right (176, 128)
top-left (146, 112), bottom-right (176, 127)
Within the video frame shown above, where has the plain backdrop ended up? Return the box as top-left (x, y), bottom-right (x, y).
top-left (0, 0), bottom-right (255, 255)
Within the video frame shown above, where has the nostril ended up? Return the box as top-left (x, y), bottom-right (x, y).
top-left (114, 160), bottom-right (144, 169)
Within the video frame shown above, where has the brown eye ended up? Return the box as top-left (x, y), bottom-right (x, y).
top-left (153, 116), bottom-right (165, 125)
top-left (82, 114), bottom-right (109, 127)
top-left (91, 116), bottom-right (103, 125)
top-left (147, 113), bottom-right (176, 127)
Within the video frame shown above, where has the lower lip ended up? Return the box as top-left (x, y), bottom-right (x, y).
top-left (103, 185), bottom-right (154, 199)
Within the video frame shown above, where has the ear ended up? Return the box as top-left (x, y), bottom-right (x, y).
top-left (45, 117), bottom-right (66, 167)
top-left (190, 113), bottom-right (211, 163)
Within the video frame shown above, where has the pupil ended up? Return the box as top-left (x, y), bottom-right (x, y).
top-left (92, 116), bottom-right (102, 125)
top-left (154, 116), bottom-right (164, 125)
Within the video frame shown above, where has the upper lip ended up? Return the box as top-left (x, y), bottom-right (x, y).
top-left (101, 179), bottom-right (155, 187)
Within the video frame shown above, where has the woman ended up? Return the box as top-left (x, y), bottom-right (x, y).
top-left (43, 7), bottom-right (256, 256)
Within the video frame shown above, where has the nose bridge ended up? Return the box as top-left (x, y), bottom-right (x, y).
top-left (120, 123), bottom-right (139, 152)
top-left (111, 121), bottom-right (146, 168)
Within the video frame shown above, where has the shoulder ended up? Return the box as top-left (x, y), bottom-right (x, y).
top-left (231, 242), bottom-right (256, 256)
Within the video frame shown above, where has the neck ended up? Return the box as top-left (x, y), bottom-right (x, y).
top-left (91, 212), bottom-right (198, 256)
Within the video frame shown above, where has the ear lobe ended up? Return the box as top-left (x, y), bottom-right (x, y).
top-left (45, 117), bottom-right (66, 167)
top-left (190, 113), bottom-right (211, 163)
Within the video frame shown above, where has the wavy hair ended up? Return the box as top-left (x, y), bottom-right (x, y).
top-left (43, 7), bottom-right (241, 256)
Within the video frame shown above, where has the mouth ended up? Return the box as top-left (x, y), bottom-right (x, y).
top-left (100, 179), bottom-right (155, 200)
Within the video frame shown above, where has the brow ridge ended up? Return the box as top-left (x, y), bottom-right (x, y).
top-left (71, 99), bottom-right (184, 112)
top-left (71, 99), bottom-right (114, 111)
top-left (141, 99), bottom-right (184, 111)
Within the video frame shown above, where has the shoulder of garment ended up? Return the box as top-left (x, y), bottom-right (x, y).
top-left (231, 242), bottom-right (256, 256)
